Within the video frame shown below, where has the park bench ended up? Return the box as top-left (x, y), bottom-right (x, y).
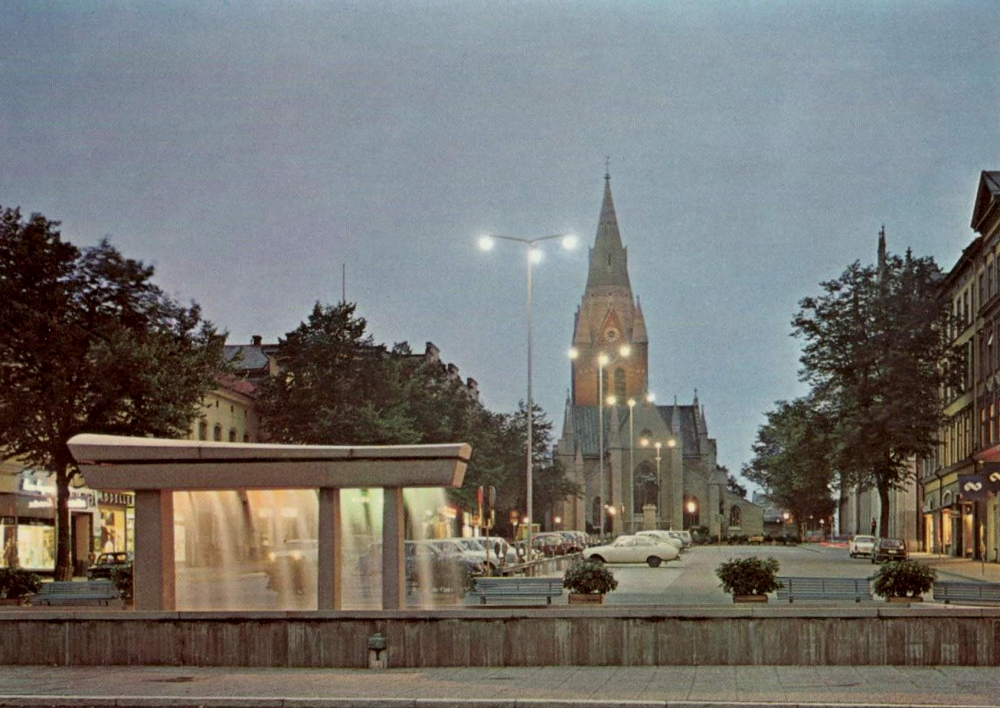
top-left (932, 581), bottom-right (1000, 605)
top-left (31, 580), bottom-right (121, 606)
top-left (776, 576), bottom-right (872, 603)
top-left (473, 576), bottom-right (563, 606)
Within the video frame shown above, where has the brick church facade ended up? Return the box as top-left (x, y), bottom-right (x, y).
top-left (553, 174), bottom-right (763, 537)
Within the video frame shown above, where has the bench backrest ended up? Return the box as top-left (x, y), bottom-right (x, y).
top-left (38, 581), bottom-right (117, 595)
top-left (475, 577), bottom-right (562, 592)
top-left (778, 577), bottom-right (869, 592)
top-left (934, 581), bottom-right (1000, 599)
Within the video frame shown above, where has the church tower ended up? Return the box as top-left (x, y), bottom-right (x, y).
top-left (570, 172), bottom-right (649, 405)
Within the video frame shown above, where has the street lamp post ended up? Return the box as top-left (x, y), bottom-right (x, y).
top-left (654, 441), bottom-right (662, 528)
top-left (639, 435), bottom-right (676, 529)
top-left (479, 232), bottom-right (577, 561)
top-left (627, 398), bottom-right (635, 533)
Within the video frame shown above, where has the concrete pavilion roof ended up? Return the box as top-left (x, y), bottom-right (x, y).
top-left (67, 434), bottom-right (471, 491)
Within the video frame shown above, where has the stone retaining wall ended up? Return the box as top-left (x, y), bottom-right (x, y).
top-left (1, 607), bottom-right (998, 667)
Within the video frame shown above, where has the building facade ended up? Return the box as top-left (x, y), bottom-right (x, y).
top-left (554, 174), bottom-right (763, 537)
top-left (920, 170), bottom-right (1000, 562)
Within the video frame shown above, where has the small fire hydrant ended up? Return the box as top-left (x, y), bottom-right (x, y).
top-left (367, 632), bottom-right (387, 669)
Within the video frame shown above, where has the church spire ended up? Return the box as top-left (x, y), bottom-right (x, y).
top-left (585, 172), bottom-right (632, 291)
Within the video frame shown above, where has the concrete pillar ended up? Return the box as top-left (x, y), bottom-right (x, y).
top-left (381, 486), bottom-right (405, 610)
top-left (317, 487), bottom-right (342, 611)
top-left (134, 490), bottom-right (175, 611)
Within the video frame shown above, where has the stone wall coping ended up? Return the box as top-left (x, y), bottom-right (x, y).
top-left (4, 606), bottom-right (1000, 620)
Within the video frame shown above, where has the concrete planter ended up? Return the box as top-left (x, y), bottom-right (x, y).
top-left (569, 593), bottom-right (604, 604)
top-left (886, 596), bottom-right (923, 603)
top-left (733, 595), bottom-right (768, 603)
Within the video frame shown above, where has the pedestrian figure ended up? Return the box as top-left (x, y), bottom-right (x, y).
top-left (870, 517), bottom-right (876, 536)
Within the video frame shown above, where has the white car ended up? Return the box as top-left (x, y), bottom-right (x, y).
top-left (635, 530), bottom-right (684, 550)
top-left (583, 534), bottom-right (680, 567)
top-left (848, 534), bottom-right (877, 558)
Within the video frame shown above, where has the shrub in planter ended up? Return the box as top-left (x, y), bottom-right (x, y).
top-left (869, 559), bottom-right (936, 599)
top-left (563, 559), bottom-right (618, 595)
top-left (716, 556), bottom-right (782, 597)
top-left (111, 566), bottom-right (134, 602)
top-left (0, 567), bottom-right (42, 600)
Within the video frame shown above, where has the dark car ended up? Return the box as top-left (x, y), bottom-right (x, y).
top-left (87, 551), bottom-right (132, 580)
top-left (871, 537), bottom-right (908, 563)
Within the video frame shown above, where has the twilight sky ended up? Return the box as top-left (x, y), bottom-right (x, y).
top-left (2, 1), bottom-right (999, 482)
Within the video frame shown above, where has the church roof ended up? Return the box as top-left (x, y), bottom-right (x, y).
top-left (585, 173), bottom-right (632, 291)
top-left (568, 404), bottom-right (705, 458)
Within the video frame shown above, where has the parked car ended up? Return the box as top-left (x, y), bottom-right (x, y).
top-left (405, 539), bottom-right (484, 592)
top-left (871, 537), bottom-right (908, 563)
top-left (450, 537), bottom-right (511, 571)
top-left (635, 530), bottom-right (684, 550)
top-left (531, 532), bottom-right (570, 557)
top-left (87, 551), bottom-right (132, 581)
top-left (848, 534), bottom-right (877, 558)
top-left (264, 539), bottom-right (317, 595)
top-left (583, 534), bottom-right (680, 567)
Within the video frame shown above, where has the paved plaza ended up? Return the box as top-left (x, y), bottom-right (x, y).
top-left (3, 547), bottom-right (1000, 707)
top-left (2, 663), bottom-right (1000, 707)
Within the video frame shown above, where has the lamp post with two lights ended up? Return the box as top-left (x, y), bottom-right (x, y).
top-left (479, 231), bottom-right (577, 558)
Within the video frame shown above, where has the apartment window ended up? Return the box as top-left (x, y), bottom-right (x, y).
top-left (965, 291), bottom-right (970, 324)
top-left (989, 261), bottom-right (996, 299)
top-left (228, 428), bottom-right (237, 442)
top-left (981, 273), bottom-right (987, 309)
top-left (213, 424), bottom-right (222, 441)
top-left (198, 421), bottom-right (208, 441)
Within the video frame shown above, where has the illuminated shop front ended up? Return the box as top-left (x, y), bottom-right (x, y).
top-left (97, 490), bottom-right (134, 555)
top-left (0, 470), bottom-right (98, 572)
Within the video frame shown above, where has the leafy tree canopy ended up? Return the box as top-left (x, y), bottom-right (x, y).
top-left (0, 206), bottom-right (224, 578)
top-left (742, 397), bottom-right (837, 533)
top-left (791, 246), bottom-right (958, 533)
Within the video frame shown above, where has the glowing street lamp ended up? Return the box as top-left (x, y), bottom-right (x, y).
top-left (480, 231), bottom-right (576, 557)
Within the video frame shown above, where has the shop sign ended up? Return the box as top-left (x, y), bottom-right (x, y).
top-left (958, 474), bottom-right (1000, 501)
top-left (99, 491), bottom-right (134, 507)
top-left (25, 492), bottom-right (95, 511)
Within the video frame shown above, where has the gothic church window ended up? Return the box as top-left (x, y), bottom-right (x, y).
top-left (730, 505), bottom-right (742, 527)
top-left (614, 368), bottom-right (626, 399)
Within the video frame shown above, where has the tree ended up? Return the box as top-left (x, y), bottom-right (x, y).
top-left (742, 398), bottom-right (837, 536)
top-left (256, 301), bottom-right (581, 535)
top-left (792, 246), bottom-right (958, 535)
top-left (0, 207), bottom-right (224, 579)
top-left (256, 302), bottom-right (420, 445)
top-left (725, 471), bottom-right (748, 499)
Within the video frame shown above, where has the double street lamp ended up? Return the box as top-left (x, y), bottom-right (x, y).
top-left (639, 435), bottom-right (676, 528)
top-left (479, 232), bottom-right (577, 557)
top-left (570, 345), bottom-right (630, 535)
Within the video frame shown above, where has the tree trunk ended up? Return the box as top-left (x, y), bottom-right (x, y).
top-left (878, 482), bottom-right (891, 539)
top-left (54, 464), bottom-right (74, 581)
